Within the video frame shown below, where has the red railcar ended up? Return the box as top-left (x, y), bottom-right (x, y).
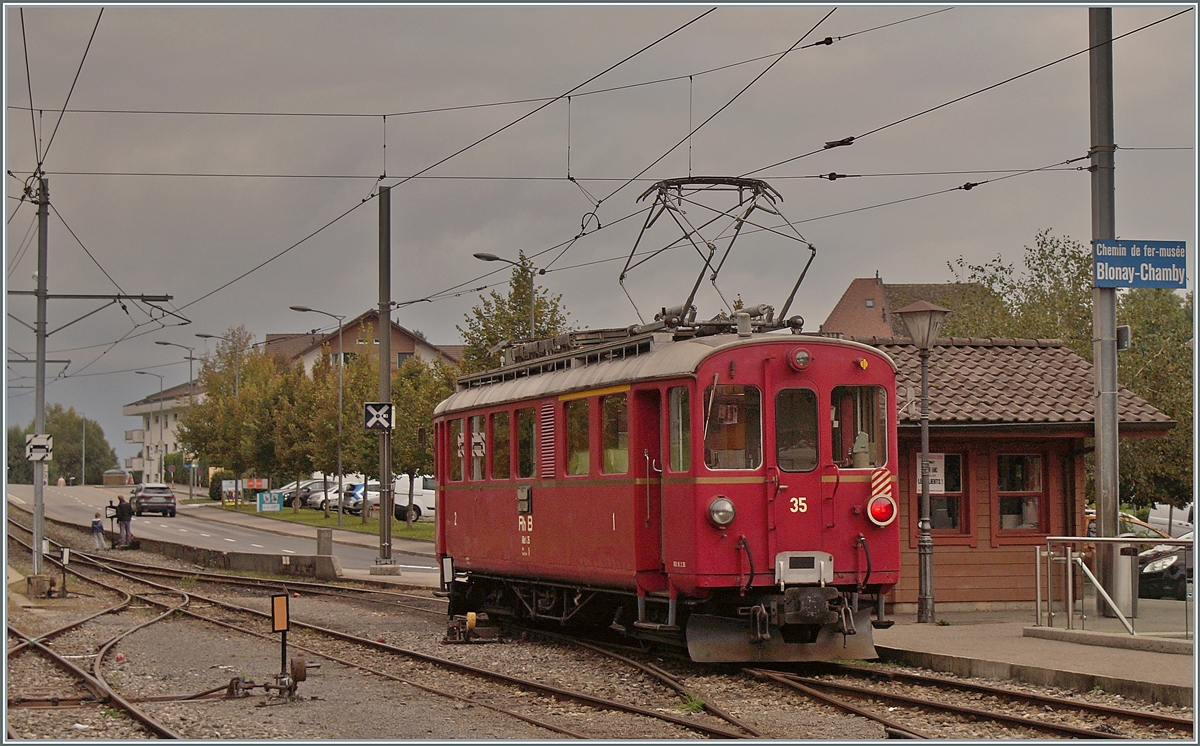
top-left (434, 328), bottom-right (900, 661)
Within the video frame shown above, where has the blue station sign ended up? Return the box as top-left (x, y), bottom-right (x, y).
top-left (1094, 239), bottom-right (1188, 289)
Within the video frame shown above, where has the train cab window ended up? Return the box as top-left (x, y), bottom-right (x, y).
top-left (491, 411), bottom-right (511, 480)
top-left (516, 407), bottom-right (536, 479)
top-left (703, 384), bottom-right (762, 470)
top-left (601, 393), bottom-right (629, 474)
top-left (448, 418), bottom-right (464, 481)
top-left (830, 385), bottom-right (888, 468)
top-left (668, 387), bottom-right (691, 472)
top-left (776, 389), bottom-right (818, 472)
top-left (565, 399), bottom-right (590, 476)
top-left (469, 415), bottom-right (486, 480)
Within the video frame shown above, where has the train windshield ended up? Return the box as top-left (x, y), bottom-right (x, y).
top-left (703, 384), bottom-right (762, 470)
top-left (830, 385), bottom-right (888, 468)
top-left (776, 389), bottom-right (818, 472)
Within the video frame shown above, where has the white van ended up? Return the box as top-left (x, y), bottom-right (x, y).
top-left (1148, 502), bottom-right (1193, 538)
top-left (393, 474), bottom-right (436, 521)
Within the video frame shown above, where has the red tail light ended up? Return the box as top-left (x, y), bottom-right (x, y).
top-left (867, 495), bottom-right (897, 527)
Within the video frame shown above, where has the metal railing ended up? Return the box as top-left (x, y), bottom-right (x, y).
top-left (1035, 536), bottom-right (1193, 636)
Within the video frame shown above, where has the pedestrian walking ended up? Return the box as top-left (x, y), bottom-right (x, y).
top-left (115, 495), bottom-right (134, 546)
top-left (91, 512), bottom-right (106, 551)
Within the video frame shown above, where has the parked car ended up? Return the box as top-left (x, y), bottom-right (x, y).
top-left (1148, 502), bottom-right (1193, 538)
top-left (338, 477), bottom-right (436, 520)
top-left (1082, 509), bottom-right (1170, 541)
top-left (1139, 531), bottom-right (1193, 600)
top-left (130, 483), bottom-right (177, 517)
top-left (393, 474), bottom-right (436, 521)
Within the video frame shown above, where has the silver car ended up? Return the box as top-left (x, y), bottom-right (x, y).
top-left (131, 483), bottom-right (177, 517)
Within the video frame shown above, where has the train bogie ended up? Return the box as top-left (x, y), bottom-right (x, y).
top-left (435, 332), bottom-right (901, 662)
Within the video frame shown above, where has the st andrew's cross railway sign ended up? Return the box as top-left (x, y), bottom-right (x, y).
top-left (25, 434), bottom-right (53, 461)
top-left (364, 402), bottom-right (395, 431)
top-left (1094, 239), bottom-right (1188, 289)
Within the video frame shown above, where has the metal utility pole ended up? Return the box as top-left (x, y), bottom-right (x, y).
top-left (1089, 7), bottom-right (1120, 610)
top-left (377, 185), bottom-right (394, 561)
top-left (33, 177), bottom-right (49, 576)
top-left (81, 421), bottom-right (86, 486)
top-left (9, 177), bottom-right (173, 578)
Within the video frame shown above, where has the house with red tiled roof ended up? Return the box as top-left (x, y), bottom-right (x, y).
top-left (821, 277), bottom-right (1174, 611)
top-left (275, 309), bottom-right (462, 374)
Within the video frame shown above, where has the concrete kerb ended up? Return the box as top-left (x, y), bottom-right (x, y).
top-left (1023, 625), bottom-right (1194, 655)
top-left (190, 503), bottom-right (435, 559)
top-left (874, 646), bottom-right (1193, 708)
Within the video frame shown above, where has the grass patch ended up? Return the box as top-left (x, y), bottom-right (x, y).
top-left (678, 694), bottom-right (706, 714)
top-left (181, 498), bottom-right (213, 505)
top-left (217, 503), bottom-right (435, 541)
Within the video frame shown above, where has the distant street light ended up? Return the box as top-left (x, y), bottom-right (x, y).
top-left (135, 371), bottom-right (166, 483)
top-left (291, 305), bottom-right (346, 526)
top-left (473, 252), bottom-right (545, 340)
top-left (895, 300), bottom-right (951, 625)
top-left (157, 340), bottom-right (197, 500)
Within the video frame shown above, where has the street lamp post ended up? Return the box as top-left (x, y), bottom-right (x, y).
top-left (135, 371), bottom-right (165, 483)
top-left (291, 306), bottom-right (345, 526)
top-left (895, 300), bottom-right (950, 625)
top-left (157, 341), bottom-right (197, 500)
top-left (473, 252), bottom-right (544, 340)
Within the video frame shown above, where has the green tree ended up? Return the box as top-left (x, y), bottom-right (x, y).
top-left (944, 229), bottom-right (1093, 360)
top-left (8, 406), bottom-right (117, 485)
top-left (273, 361), bottom-right (317, 513)
top-left (391, 356), bottom-right (456, 526)
top-left (8, 424), bottom-right (32, 483)
top-left (1116, 289), bottom-right (1193, 506)
top-left (457, 251), bottom-right (572, 373)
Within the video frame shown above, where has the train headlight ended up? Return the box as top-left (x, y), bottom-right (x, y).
top-left (787, 347), bottom-right (812, 372)
top-left (708, 496), bottom-right (736, 527)
top-left (866, 495), bottom-right (897, 527)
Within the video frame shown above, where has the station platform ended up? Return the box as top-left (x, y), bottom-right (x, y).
top-left (874, 599), bottom-right (1194, 707)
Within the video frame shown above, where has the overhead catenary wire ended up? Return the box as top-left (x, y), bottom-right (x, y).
top-left (746, 7), bottom-right (1194, 176)
top-left (16, 8), bottom-right (722, 376)
top-left (37, 8), bottom-right (103, 172)
top-left (2, 8), bottom-right (949, 125)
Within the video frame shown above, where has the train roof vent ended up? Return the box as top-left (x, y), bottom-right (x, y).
top-left (458, 330), bottom-right (662, 389)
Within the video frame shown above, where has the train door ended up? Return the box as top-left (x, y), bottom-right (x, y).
top-left (634, 389), bottom-right (664, 573)
top-left (768, 387), bottom-right (824, 558)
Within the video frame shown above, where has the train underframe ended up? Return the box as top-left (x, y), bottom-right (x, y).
top-left (447, 572), bottom-right (889, 662)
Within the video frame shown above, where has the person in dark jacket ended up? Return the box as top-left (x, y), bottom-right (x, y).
top-left (115, 495), bottom-right (134, 545)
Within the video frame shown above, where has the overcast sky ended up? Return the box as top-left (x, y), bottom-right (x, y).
top-left (4, 4), bottom-right (1196, 464)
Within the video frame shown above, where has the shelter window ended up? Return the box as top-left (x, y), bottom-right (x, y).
top-left (448, 419), bottom-right (463, 482)
top-left (668, 387), bottom-right (691, 472)
top-left (997, 454), bottom-right (1044, 531)
top-left (491, 411), bottom-right (511, 480)
top-left (830, 385), bottom-right (888, 468)
top-left (601, 393), bottom-right (628, 474)
top-left (703, 384), bottom-right (761, 470)
top-left (468, 415), bottom-right (485, 480)
top-left (516, 407), bottom-right (535, 479)
top-left (927, 453), bottom-right (965, 531)
top-left (565, 399), bottom-right (590, 476)
top-left (776, 389), bottom-right (818, 472)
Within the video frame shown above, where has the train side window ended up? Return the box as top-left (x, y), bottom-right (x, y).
top-left (830, 385), bottom-right (888, 468)
top-left (491, 411), bottom-right (510, 480)
top-left (601, 393), bottom-right (629, 474)
top-left (448, 418), bottom-right (464, 482)
top-left (668, 386), bottom-right (691, 472)
top-left (469, 415), bottom-right (486, 480)
top-left (776, 389), bottom-right (818, 472)
top-left (565, 399), bottom-right (590, 476)
top-left (516, 407), bottom-right (535, 479)
top-left (703, 384), bottom-right (762, 470)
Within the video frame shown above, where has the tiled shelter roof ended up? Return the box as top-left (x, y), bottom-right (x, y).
top-left (857, 336), bottom-right (1175, 432)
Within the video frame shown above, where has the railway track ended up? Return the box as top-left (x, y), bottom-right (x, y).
top-left (8, 520), bottom-right (745, 739)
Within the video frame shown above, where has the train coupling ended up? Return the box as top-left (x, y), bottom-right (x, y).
top-left (444, 612), bottom-right (499, 644)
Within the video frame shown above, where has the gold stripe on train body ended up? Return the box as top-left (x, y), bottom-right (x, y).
top-left (557, 384), bottom-right (631, 402)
